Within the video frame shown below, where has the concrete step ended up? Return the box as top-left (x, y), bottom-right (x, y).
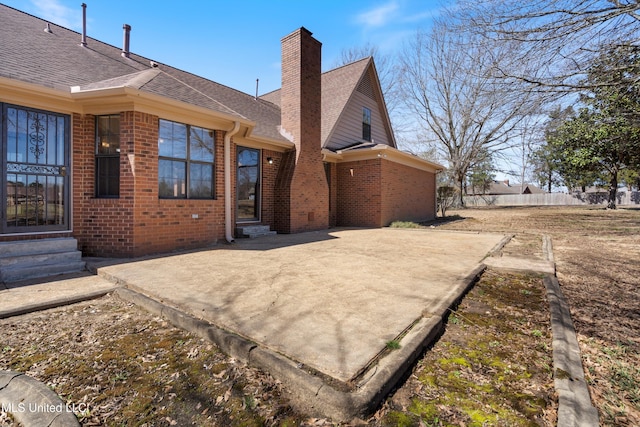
top-left (0, 238), bottom-right (79, 257)
top-left (236, 225), bottom-right (277, 239)
top-left (1, 261), bottom-right (87, 283)
top-left (0, 238), bottom-right (86, 283)
top-left (0, 250), bottom-right (82, 268)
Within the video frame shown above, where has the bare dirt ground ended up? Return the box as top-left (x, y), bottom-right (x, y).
top-left (1, 206), bottom-right (638, 426)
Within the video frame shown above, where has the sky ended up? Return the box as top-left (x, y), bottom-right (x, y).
top-left (2, 0), bottom-right (443, 95)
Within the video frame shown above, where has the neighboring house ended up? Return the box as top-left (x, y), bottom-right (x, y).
top-left (471, 180), bottom-right (547, 196)
top-left (0, 4), bottom-right (443, 258)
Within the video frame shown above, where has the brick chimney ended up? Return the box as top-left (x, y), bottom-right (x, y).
top-left (274, 27), bottom-right (329, 233)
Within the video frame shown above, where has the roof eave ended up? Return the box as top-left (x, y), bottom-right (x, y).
top-left (337, 145), bottom-right (445, 173)
top-left (233, 132), bottom-right (294, 152)
top-left (71, 86), bottom-right (255, 130)
top-left (0, 76), bottom-right (77, 113)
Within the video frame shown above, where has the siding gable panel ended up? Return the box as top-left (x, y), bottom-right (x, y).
top-left (325, 71), bottom-right (393, 151)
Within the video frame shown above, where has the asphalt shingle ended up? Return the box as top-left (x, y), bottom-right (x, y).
top-left (260, 58), bottom-right (372, 148)
top-left (0, 4), bottom-right (283, 142)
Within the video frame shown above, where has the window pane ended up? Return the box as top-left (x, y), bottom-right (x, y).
top-left (158, 119), bottom-right (187, 159)
top-left (362, 107), bottom-right (372, 141)
top-left (96, 157), bottom-right (120, 197)
top-left (159, 159), bottom-right (186, 198)
top-left (158, 120), bottom-right (215, 199)
top-left (237, 147), bottom-right (259, 220)
top-left (189, 163), bottom-right (213, 198)
top-left (190, 126), bottom-right (214, 162)
top-left (238, 147), bottom-right (259, 167)
top-left (57, 116), bottom-right (65, 165)
top-left (96, 115), bottom-right (120, 198)
top-left (363, 107), bottom-right (371, 125)
top-left (97, 115), bottom-right (120, 155)
top-left (7, 108), bottom-right (28, 164)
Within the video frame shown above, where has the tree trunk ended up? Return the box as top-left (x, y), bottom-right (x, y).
top-left (607, 171), bottom-right (618, 209)
top-left (458, 178), bottom-right (465, 207)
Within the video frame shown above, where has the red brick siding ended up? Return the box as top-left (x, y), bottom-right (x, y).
top-left (130, 112), bottom-right (225, 257)
top-left (73, 112), bottom-right (226, 257)
top-left (336, 159), bottom-right (436, 227)
top-left (325, 162), bottom-right (337, 227)
top-left (380, 160), bottom-right (436, 225)
top-left (276, 28), bottom-right (329, 233)
top-left (273, 150), bottom-right (294, 233)
top-left (260, 149), bottom-right (282, 229)
top-left (288, 149), bottom-right (329, 232)
top-left (73, 112), bottom-right (135, 256)
top-left (336, 159), bottom-right (382, 227)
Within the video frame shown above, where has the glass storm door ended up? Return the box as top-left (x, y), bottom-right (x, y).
top-left (236, 147), bottom-right (260, 222)
top-left (2, 105), bottom-right (70, 233)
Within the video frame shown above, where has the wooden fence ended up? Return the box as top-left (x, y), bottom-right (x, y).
top-left (463, 191), bottom-right (640, 207)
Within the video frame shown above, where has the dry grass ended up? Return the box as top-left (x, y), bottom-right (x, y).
top-left (438, 206), bottom-right (640, 426)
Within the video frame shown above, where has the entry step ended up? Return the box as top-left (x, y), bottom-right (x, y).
top-left (236, 225), bottom-right (277, 239)
top-left (0, 238), bottom-right (86, 283)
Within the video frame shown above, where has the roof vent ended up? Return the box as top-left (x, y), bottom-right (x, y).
top-left (44, 23), bottom-right (52, 33)
top-left (122, 24), bottom-right (131, 58)
top-left (80, 3), bottom-right (87, 47)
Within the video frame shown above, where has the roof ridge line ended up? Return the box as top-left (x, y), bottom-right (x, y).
top-left (127, 68), bottom-right (162, 89)
top-left (323, 56), bottom-right (372, 76)
top-left (160, 72), bottom-right (248, 120)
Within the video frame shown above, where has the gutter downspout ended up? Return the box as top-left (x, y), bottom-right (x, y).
top-left (225, 121), bottom-right (241, 243)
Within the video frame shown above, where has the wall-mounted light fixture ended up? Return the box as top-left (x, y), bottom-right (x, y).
top-left (267, 157), bottom-right (274, 165)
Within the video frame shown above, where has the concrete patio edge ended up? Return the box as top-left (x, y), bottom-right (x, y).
top-left (0, 287), bottom-right (119, 320)
top-left (113, 263), bottom-right (488, 421)
top-left (544, 275), bottom-right (599, 427)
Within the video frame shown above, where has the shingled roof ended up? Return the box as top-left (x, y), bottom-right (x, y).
top-left (260, 57), bottom-right (395, 149)
top-left (0, 4), bottom-right (285, 142)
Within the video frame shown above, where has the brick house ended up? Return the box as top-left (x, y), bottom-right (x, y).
top-left (0, 4), bottom-right (443, 259)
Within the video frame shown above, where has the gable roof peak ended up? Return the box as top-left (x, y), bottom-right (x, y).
top-left (325, 56), bottom-right (372, 76)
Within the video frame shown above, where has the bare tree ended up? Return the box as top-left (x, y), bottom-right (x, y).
top-left (498, 112), bottom-right (546, 191)
top-left (459, 0), bottom-right (640, 92)
top-left (397, 17), bottom-right (543, 205)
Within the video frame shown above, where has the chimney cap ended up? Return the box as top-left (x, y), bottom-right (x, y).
top-left (281, 26), bottom-right (318, 43)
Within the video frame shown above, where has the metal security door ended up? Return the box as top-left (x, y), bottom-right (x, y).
top-left (2, 105), bottom-right (70, 233)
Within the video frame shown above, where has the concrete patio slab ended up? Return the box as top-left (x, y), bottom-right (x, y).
top-left (96, 228), bottom-right (505, 385)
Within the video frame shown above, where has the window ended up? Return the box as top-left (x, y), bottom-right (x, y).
top-left (158, 119), bottom-right (215, 199)
top-left (236, 147), bottom-right (260, 221)
top-left (362, 107), bottom-right (372, 141)
top-left (95, 115), bottom-right (120, 197)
